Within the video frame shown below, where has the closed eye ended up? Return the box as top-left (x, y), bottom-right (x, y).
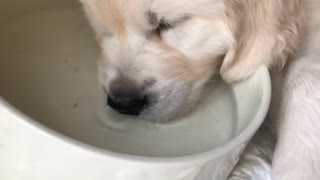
top-left (154, 17), bottom-right (189, 37)
top-left (151, 18), bottom-right (175, 38)
top-left (146, 11), bottom-right (190, 39)
top-left (147, 11), bottom-right (175, 32)
top-left (156, 19), bottom-right (175, 32)
top-left (147, 11), bottom-right (189, 34)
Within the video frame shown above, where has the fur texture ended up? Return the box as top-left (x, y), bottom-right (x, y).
top-left (80, 0), bottom-right (320, 179)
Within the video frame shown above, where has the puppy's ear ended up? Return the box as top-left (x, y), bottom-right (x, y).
top-left (220, 26), bottom-right (278, 83)
top-left (220, 1), bottom-right (302, 83)
top-left (79, 0), bottom-right (110, 39)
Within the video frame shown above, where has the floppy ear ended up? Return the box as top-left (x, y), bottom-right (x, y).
top-left (220, 1), bottom-right (303, 83)
top-left (220, 25), bottom-right (278, 83)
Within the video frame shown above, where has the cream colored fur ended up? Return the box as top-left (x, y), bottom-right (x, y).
top-left (80, 0), bottom-right (320, 179)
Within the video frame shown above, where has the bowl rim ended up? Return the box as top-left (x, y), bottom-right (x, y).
top-left (0, 65), bottom-right (271, 165)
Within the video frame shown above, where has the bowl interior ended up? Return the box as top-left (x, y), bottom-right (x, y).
top-left (0, 0), bottom-right (269, 157)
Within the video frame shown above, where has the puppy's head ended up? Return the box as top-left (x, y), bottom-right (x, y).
top-left (81, 0), bottom-right (301, 122)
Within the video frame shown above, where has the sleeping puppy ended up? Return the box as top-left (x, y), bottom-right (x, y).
top-left (79, 0), bottom-right (320, 179)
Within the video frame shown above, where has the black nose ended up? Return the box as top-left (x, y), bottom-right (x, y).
top-left (107, 94), bottom-right (147, 116)
top-left (106, 77), bottom-right (149, 116)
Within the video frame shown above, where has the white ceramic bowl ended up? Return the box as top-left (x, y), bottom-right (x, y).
top-left (0, 0), bottom-right (271, 180)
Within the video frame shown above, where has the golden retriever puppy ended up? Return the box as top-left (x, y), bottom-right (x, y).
top-left (80, 0), bottom-right (320, 179)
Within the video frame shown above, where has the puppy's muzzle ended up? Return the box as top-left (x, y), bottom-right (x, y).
top-left (107, 94), bottom-right (147, 116)
top-left (106, 78), bottom-right (149, 116)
